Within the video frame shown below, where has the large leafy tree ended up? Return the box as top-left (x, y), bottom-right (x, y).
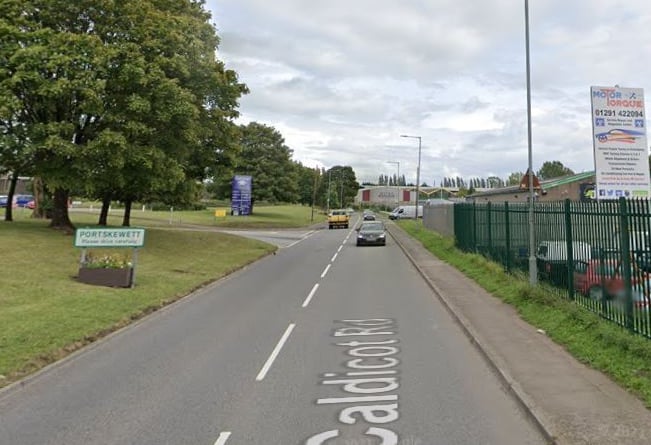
top-left (295, 162), bottom-right (320, 207)
top-left (235, 122), bottom-right (299, 204)
top-left (537, 161), bottom-right (574, 180)
top-left (0, 4), bottom-right (95, 226)
top-left (0, 0), bottom-right (246, 229)
top-left (324, 165), bottom-right (359, 208)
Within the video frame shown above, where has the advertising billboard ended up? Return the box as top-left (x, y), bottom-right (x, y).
top-left (590, 86), bottom-right (650, 199)
top-left (231, 175), bottom-right (252, 216)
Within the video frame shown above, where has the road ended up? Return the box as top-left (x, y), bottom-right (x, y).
top-left (0, 218), bottom-right (546, 444)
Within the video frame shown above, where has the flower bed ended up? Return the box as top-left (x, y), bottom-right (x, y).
top-left (78, 251), bottom-right (134, 288)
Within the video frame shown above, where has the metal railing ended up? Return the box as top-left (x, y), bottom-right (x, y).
top-left (454, 198), bottom-right (651, 338)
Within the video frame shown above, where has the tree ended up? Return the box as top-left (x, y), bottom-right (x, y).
top-left (507, 172), bottom-right (524, 186)
top-left (487, 176), bottom-right (504, 188)
top-left (236, 122), bottom-right (299, 204)
top-left (537, 161), bottom-right (574, 180)
top-left (295, 162), bottom-right (320, 206)
top-left (1, 0), bottom-right (247, 229)
top-left (457, 186), bottom-right (470, 197)
top-left (324, 166), bottom-right (359, 208)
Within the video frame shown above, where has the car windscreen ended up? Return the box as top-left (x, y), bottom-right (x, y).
top-left (361, 223), bottom-right (384, 231)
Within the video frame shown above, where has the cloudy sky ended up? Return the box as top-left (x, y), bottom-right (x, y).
top-left (205, 0), bottom-right (651, 185)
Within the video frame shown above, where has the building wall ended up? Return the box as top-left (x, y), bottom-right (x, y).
top-left (354, 187), bottom-right (416, 206)
top-left (469, 176), bottom-right (596, 204)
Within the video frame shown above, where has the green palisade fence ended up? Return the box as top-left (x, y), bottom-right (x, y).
top-left (454, 198), bottom-right (651, 338)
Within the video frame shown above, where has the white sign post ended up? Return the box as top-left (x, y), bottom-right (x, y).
top-left (74, 228), bottom-right (146, 288)
top-left (590, 86), bottom-right (650, 200)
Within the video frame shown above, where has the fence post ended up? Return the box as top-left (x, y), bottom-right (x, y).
top-left (564, 199), bottom-right (575, 300)
top-left (487, 201), bottom-right (492, 258)
top-left (505, 202), bottom-right (511, 272)
top-left (472, 202), bottom-right (477, 253)
top-left (618, 197), bottom-right (634, 332)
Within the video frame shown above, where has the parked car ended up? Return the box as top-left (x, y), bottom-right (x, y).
top-left (15, 194), bottom-right (34, 207)
top-left (628, 281), bottom-right (651, 311)
top-left (536, 240), bottom-right (592, 286)
top-left (574, 258), bottom-right (648, 301)
top-left (612, 230), bottom-right (651, 273)
top-left (388, 205), bottom-right (423, 220)
top-left (0, 195), bottom-right (16, 208)
top-left (356, 221), bottom-right (386, 246)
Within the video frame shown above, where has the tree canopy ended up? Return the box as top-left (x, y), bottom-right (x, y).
top-left (537, 161), bottom-right (574, 180)
top-left (0, 0), bottom-right (246, 228)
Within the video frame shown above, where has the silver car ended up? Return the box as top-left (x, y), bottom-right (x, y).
top-left (356, 221), bottom-right (387, 246)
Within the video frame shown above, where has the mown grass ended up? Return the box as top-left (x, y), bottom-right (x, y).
top-left (398, 220), bottom-right (651, 407)
top-left (59, 204), bottom-right (326, 229)
top-left (0, 215), bottom-right (278, 388)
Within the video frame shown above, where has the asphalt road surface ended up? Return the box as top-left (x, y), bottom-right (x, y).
top-left (0, 219), bottom-right (546, 445)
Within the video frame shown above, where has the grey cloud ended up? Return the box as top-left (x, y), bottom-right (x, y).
top-left (209, 0), bottom-right (651, 183)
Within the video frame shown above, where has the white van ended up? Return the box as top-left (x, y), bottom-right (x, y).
top-left (389, 205), bottom-right (423, 220)
top-left (536, 240), bottom-right (592, 286)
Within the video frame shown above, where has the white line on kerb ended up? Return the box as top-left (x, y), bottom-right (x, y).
top-left (256, 323), bottom-right (295, 381)
top-left (321, 264), bottom-right (331, 278)
top-left (214, 431), bottom-right (232, 445)
top-left (302, 283), bottom-right (320, 308)
top-left (331, 252), bottom-right (338, 262)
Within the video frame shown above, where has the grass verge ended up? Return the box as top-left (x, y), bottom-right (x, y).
top-left (399, 220), bottom-right (651, 408)
top-left (59, 204), bottom-right (326, 229)
top-left (0, 218), bottom-right (276, 388)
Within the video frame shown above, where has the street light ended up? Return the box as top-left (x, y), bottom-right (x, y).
top-left (524, 0), bottom-right (537, 285)
top-left (386, 161), bottom-right (400, 204)
top-left (400, 134), bottom-right (422, 220)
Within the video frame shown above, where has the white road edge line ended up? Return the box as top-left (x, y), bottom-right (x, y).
top-left (214, 431), bottom-right (232, 445)
top-left (283, 230), bottom-right (316, 249)
top-left (331, 252), bottom-right (338, 262)
top-left (302, 283), bottom-right (320, 308)
top-left (256, 323), bottom-right (296, 381)
top-left (321, 264), bottom-right (331, 278)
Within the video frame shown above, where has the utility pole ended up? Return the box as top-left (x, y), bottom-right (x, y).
top-left (400, 135), bottom-right (422, 219)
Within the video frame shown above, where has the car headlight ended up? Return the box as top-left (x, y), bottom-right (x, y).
top-left (378, 234), bottom-right (386, 238)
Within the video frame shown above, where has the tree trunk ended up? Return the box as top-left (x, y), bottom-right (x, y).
top-left (122, 199), bottom-right (132, 226)
top-left (49, 188), bottom-right (74, 233)
top-left (32, 177), bottom-right (47, 219)
top-left (3, 172), bottom-right (18, 222)
top-left (98, 194), bottom-right (112, 226)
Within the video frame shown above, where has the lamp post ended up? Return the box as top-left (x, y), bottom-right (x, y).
top-left (400, 134), bottom-right (422, 220)
top-left (386, 161), bottom-right (400, 204)
top-left (524, 0), bottom-right (537, 285)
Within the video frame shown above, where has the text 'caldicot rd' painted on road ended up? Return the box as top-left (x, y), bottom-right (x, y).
top-left (305, 318), bottom-right (400, 445)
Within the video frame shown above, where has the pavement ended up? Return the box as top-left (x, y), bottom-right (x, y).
top-left (386, 221), bottom-right (651, 445)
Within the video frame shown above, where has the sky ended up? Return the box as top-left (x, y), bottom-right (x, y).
top-left (205, 0), bottom-right (651, 186)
